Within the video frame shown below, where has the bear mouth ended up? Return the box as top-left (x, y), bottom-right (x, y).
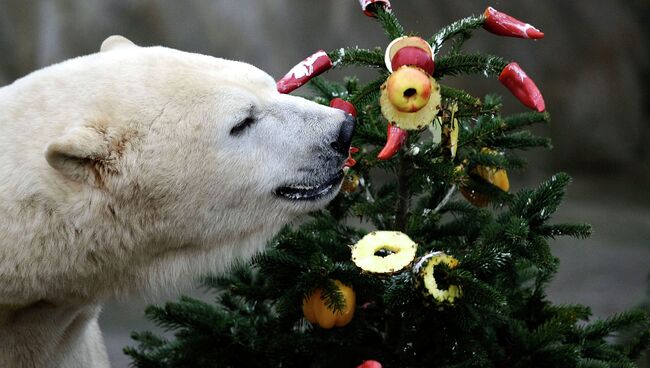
top-left (275, 170), bottom-right (344, 201)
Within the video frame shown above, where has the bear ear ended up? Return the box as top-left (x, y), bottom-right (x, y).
top-left (100, 35), bottom-right (136, 52)
top-left (45, 124), bottom-right (124, 187)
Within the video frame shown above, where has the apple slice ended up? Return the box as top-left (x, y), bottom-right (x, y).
top-left (386, 66), bottom-right (432, 113)
top-left (391, 46), bottom-right (435, 75)
top-left (384, 36), bottom-right (434, 72)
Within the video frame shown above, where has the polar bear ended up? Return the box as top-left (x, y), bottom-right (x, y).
top-left (0, 36), bottom-right (354, 367)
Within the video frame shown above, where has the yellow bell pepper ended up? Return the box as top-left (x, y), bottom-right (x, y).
top-left (302, 280), bottom-right (356, 329)
top-left (461, 148), bottom-right (510, 207)
top-left (475, 165), bottom-right (510, 192)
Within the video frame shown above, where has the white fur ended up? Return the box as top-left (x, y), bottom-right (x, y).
top-left (0, 36), bottom-right (347, 367)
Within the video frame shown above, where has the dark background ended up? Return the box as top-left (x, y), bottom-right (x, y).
top-left (1, 1), bottom-right (648, 366)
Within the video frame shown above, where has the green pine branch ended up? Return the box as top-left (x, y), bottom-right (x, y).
top-left (440, 84), bottom-right (482, 107)
top-left (374, 7), bottom-right (405, 40)
top-left (434, 53), bottom-right (508, 79)
top-left (308, 76), bottom-right (347, 100)
top-left (509, 173), bottom-right (571, 226)
top-left (430, 15), bottom-right (486, 55)
top-left (583, 310), bottom-right (649, 340)
top-left (537, 223), bottom-right (592, 239)
top-left (328, 47), bottom-right (385, 70)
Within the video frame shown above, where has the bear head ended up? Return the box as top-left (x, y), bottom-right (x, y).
top-left (0, 36), bottom-right (354, 301)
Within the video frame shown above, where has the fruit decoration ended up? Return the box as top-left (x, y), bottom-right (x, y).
top-left (460, 148), bottom-right (510, 207)
top-left (460, 186), bottom-right (490, 208)
top-left (429, 117), bottom-right (442, 145)
top-left (358, 0), bottom-right (391, 18)
top-left (330, 97), bottom-right (358, 117)
top-left (391, 46), bottom-right (435, 75)
top-left (384, 67), bottom-right (434, 113)
top-left (474, 165), bottom-right (510, 193)
top-left (380, 36), bottom-right (441, 131)
top-left (440, 102), bottom-right (460, 158)
top-left (276, 50), bottom-right (333, 94)
top-left (474, 148), bottom-right (510, 192)
top-left (379, 74), bottom-right (440, 131)
top-left (499, 62), bottom-right (545, 112)
top-left (345, 146), bottom-right (360, 168)
top-left (377, 123), bottom-right (408, 160)
top-left (329, 98), bottom-right (359, 168)
top-left (483, 7), bottom-right (544, 40)
top-left (302, 280), bottom-right (356, 329)
top-left (341, 172), bottom-right (361, 193)
top-left (357, 360), bottom-right (383, 368)
top-left (351, 231), bottom-right (417, 274)
top-left (384, 36), bottom-right (434, 73)
top-left (414, 251), bottom-right (462, 304)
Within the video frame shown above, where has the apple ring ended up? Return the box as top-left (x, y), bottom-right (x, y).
top-left (380, 68), bottom-right (441, 130)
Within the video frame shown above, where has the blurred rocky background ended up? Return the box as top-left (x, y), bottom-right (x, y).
top-left (1, 0), bottom-right (648, 366)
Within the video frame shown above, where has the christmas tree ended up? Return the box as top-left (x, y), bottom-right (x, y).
top-left (125, 2), bottom-right (649, 367)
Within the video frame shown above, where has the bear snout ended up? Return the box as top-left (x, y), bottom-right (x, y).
top-left (329, 114), bottom-right (356, 157)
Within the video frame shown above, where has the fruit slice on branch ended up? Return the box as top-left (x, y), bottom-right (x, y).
top-left (384, 36), bottom-right (434, 74)
top-left (414, 251), bottom-right (462, 304)
top-left (440, 102), bottom-right (460, 158)
top-left (351, 231), bottom-right (417, 274)
top-left (391, 46), bottom-right (435, 75)
top-left (483, 7), bottom-right (544, 40)
top-left (276, 50), bottom-right (333, 94)
top-left (380, 67), bottom-right (441, 130)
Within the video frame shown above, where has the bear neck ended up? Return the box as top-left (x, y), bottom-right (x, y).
top-left (0, 300), bottom-right (109, 367)
top-left (0, 188), bottom-right (287, 302)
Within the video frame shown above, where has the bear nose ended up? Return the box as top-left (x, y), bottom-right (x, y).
top-left (330, 114), bottom-right (356, 156)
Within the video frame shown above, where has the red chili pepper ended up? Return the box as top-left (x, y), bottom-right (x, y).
top-left (358, 0), bottom-right (391, 18)
top-left (344, 147), bottom-right (360, 168)
top-left (330, 98), bottom-right (357, 117)
top-left (483, 7), bottom-right (544, 40)
top-left (330, 99), bottom-right (359, 168)
top-left (357, 360), bottom-right (383, 368)
top-left (377, 123), bottom-right (408, 160)
top-left (276, 50), bottom-right (333, 94)
top-left (499, 62), bottom-right (545, 112)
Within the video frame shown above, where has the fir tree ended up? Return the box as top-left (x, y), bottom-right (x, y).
top-left (126, 5), bottom-right (649, 367)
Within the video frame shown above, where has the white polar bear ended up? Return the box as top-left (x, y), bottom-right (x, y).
top-left (0, 36), bottom-right (354, 367)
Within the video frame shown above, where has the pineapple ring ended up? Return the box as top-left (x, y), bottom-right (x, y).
top-left (351, 231), bottom-right (417, 273)
top-left (414, 251), bottom-right (462, 304)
